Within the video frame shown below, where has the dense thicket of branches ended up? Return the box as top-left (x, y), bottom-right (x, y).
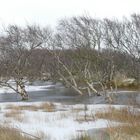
top-left (0, 14), bottom-right (140, 99)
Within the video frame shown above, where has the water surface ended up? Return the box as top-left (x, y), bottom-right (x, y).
top-left (0, 85), bottom-right (139, 105)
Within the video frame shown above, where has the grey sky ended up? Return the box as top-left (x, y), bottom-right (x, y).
top-left (0, 0), bottom-right (140, 27)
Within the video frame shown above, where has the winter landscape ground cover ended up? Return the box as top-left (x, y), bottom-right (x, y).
top-left (0, 82), bottom-right (139, 140)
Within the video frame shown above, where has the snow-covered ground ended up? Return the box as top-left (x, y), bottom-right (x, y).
top-left (0, 81), bottom-right (139, 140)
top-left (0, 101), bottom-right (130, 140)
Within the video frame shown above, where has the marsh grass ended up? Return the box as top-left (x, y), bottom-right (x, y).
top-left (71, 133), bottom-right (91, 140)
top-left (107, 125), bottom-right (140, 140)
top-left (39, 102), bottom-right (55, 112)
top-left (75, 115), bottom-right (95, 122)
top-left (35, 130), bottom-right (46, 140)
top-left (6, 102), bottom-right (55, 112)
top-left (7, 105), bottom-right (39, 111)
top-left (4, 109), bottom-right (24, 122)
top-left (0, 127), bottom-right (33, 140)
top-left (74, 109), bottom-right (95, 122)
top-left (4, 102), bottom-right (55, 122)
top-left (95, 106), bottom-right (140, 140)
top-left (95, 106), bottom-right (140, 123)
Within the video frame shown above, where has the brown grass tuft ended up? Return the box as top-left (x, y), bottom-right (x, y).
top-left (0, 127), bottom-right (33, 140)
top-left (107, 125), bottom-right (140, 140)
top-left (39, 102), bottom-right (55, 112)
top-left (6, 102), bottom-right (55, 112)
top-left (4, 110), bottom-right (24, 122)
top-left (96, 106), bottom-right (140, 140)
top-left (95, 106), bottom-right (140, 123)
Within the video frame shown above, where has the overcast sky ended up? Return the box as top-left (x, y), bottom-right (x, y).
top-left (0, 0), bottom-right (140, 27)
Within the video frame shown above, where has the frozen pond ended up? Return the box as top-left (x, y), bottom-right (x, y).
top-left (0, 82), bottom-right (139, 105)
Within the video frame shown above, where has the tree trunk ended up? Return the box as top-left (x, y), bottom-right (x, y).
top-left (16, 80), bottom-right (28, 100)
top-left (58, 71), bottom-right (84, 95)
top-left (19, 85), bottom-right (28, 100)
top-left (86, 81), bottom-right (101, 96)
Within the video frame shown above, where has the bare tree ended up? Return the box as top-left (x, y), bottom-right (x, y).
top-left (103, 15), bottom-right (140, 87)
top-left (47, 16), bottom-right (108, 96)
top-left (0, 25), bottom-right (51, 100)
top-left (0, 14), bottom-right (138, 101)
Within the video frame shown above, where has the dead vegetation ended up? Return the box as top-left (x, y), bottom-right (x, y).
top-left (4, 109), bottom-right (24, 122)
top-left (95, 106), bottom-right (140, 140)
top-left (107, 125), bottom-right (140, 140)
top-left (75, 117), bottom-right (95, 123)
top-left (39, 102), bottom-right (55, 112)
top-left (4, 102), bottom-right (55, 122)
top-left (75, 113), bottom-right (95, 122)
top-left (71, 106), bottom-right (96, 122)
top-left (6, 102), bottom-right (55, 112)
top-left (72, 133), bottom-right (91, 140)
top-left (0, 127), bottom-right (33, 140)
top-left (95, 106), bottom-right (140, 123)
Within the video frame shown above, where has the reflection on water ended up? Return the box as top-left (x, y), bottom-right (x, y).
top-left (0, 86), bottom-right (139, 105)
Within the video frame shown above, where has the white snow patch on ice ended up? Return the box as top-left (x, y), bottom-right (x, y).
top-left (0, 85), bottom-right (54, 94)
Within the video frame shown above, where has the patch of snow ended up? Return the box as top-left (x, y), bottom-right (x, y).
top-left (0, 102), bottom-right (137, 140)
top-left (0, 85), bottom-right (54, 94)
top-left (122, 78), bottom-right (135, 84)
